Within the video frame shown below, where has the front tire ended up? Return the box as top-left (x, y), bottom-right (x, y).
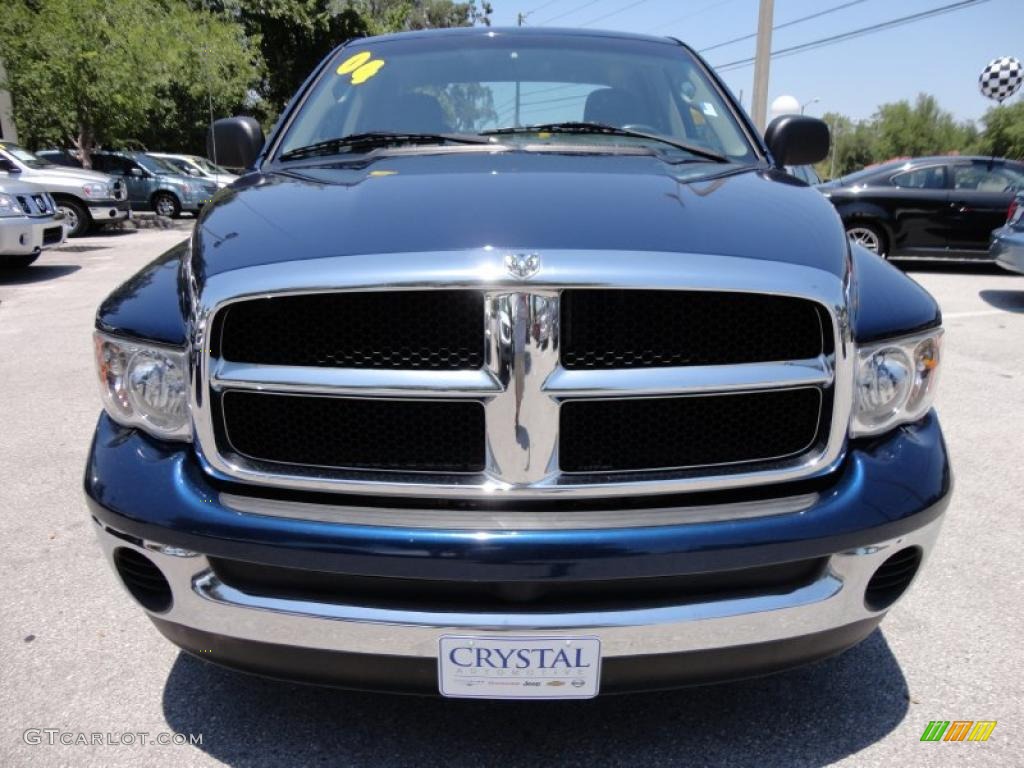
top-left (56, 199), bottom-right (90, 237)
top-left (152, 192), bottom-right (181, 219)
top-left (1, 253), bottom-right (41, 268)
top-left (845, 222), bottom-right (888, 258)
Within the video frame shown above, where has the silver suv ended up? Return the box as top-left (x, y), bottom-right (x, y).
top-left (0, 176), bottom-right (65, 267)
top-left (0, 142), bottom-right (128, 237)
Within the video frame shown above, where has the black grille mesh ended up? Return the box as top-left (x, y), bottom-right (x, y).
top-left (560, 389), bottom-right (822, 473)
top-left (222, 392), bottom-right (485, 472)
top-left (218, 291), bottom-right (484, 370)
top-left (561, 290), bottom-right (826, 369)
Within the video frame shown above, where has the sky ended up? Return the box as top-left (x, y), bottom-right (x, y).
top-left (488, 0), bottom-right (1023, 124)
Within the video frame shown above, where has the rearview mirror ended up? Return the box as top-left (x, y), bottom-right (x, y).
top-left (208, 116), bottom-right (264, 170)
top-left (764, 115), bottom-right (830, 168)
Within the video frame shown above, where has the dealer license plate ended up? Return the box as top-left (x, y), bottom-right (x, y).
top-left (438, 635), bottom-right (601, 699)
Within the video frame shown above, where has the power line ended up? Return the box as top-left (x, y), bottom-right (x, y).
top-left (700, 0), bottom-right (871, 53)
top-left (579, 0), bottom-right (654, 28)
top-left (646, 0), bottom-right (744, 33)
top-left (714, 0), bottom-right (992, 72)
top-left (536, 0), bottom-right (604, 25)
top-left (526, 0), bottom-right (566, 14)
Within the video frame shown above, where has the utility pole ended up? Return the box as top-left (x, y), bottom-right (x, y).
top-left (830, 117), bottom-right (839, 180)
top-left (517, 12), bottom-right (529, 26)
top-left (750, 0), bottom-right (775, 132)
top-left (200, 45), bottom-right (217, 167)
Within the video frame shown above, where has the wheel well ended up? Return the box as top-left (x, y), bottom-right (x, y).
top-left (50, 194), bottom-right (90, 222)
top-left (151, 189), bottom-right (179, 205)
top-left (51, 193), bottom-right (86, 207)
top-left (844, 217), bottom-right (890, 251)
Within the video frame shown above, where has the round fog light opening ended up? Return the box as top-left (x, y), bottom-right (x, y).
top-left (113, 547), bottom-right (172, 613)
top-left (865, 547), bottom-right (922, 612)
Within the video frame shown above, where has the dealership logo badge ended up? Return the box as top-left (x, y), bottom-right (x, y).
top-left (505, 253), bottom-right (540, 279)
top-left (920, 721), bottom-right (997, 742)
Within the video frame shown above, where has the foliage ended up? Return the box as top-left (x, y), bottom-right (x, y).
top-left (817, 94), bottom-right (1019, 180)
top-left (193, 1), bottom-right (491, 116)
top-left (872, 94), bottom-right (974, 160)
top-left (970, 101), bottom-right (1024, 159)
top-left (0, 0), bottom-right (257, 166)
top-left (0, 0), bottom-right (488, 160)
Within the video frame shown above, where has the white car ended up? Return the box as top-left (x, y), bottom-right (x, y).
top-left (0, 177), bottom-right (66, 267)
top-left (148, 153), bottom-right (239, 188)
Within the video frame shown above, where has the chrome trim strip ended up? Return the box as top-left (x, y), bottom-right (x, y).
top-left (218, 491), bottom-right (820, 529)
top-left (212, 362), bottom-right (500, 397)
top-left (546, 357), bottom-right (833, 397)
top-left (189, 249), bottom-right (854, 499)
top-left (483, 291), bottom-right (561, 484)
top-left (95, 516), bottom-right (942, 659)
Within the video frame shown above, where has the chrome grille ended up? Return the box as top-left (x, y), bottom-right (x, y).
top-left (561, 289), bottom-right (828, 368)
top-left (216, 290), bottom-right (484, 369)
top-left (191, 249), bottom-right (852, 500)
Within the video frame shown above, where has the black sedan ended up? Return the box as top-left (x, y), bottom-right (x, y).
top-left (820, 156), bottom-right (1024, 260)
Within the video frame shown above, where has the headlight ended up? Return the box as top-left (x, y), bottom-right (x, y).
top-left (851, 329), bottom-right (942, 437)
top-left (81, 182), bottom-right (107, 198)
top-left (93, 332), bottom-right (191, 441)
top-left (0, 192), bottom-right (24, 217)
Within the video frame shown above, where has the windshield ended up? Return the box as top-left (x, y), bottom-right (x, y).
top-left (159, 156), bottom-right (193, 174)
top-left (0, 143), bottom-right (56, 169)
top-left (135, 155), bottom-right (180, 175)
top-left (277, 33), bottom-right (756, 163)
top-left (191, 156), bottom-right (229, 174)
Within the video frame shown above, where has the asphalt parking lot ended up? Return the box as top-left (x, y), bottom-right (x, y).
top-left (1, 225), bottom-right (1022, 768)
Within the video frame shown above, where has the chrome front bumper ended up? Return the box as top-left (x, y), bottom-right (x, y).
top-left (95, 515), bottom-right (942, 660)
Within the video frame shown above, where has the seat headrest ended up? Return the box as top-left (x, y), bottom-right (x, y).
top-left (584, 88), bottom-right (645, 127)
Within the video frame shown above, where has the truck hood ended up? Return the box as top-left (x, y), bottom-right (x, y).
top-left (27, 165), bottom-right (115, 186)
top-left (195, 151), bottom-right (849, 279)
top-left (0, 176), bottom-right (50, 195)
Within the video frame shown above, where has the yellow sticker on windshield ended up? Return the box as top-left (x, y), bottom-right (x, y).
top-left (351, 59), bottom-right (385, 85)
top-left (337, 51), bottom-right (386, 85)
top-left (337, 51), bottom-right (372, 75)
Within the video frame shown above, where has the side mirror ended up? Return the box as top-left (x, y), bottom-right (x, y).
top-left (208, 116), bottom-right (264, 170)
top-left (764, 115), bottom-right (830, 168)
top-left (0, 158), bottom-right (20, 173)
top-left (129, 167), bottom-right (145, 177)
top-left (188, 168), bottom-right (202, 177)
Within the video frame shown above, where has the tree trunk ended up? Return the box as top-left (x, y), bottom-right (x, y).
top-left (72, 124), bottom-right (96, 169)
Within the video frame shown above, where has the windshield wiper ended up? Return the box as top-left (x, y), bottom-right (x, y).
top-left (481, 122), bottom-right (728, 163)
top-left (279, 131), bottom-right (492, 161)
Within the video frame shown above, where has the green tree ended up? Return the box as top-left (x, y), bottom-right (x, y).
top-left (819, 112), bottom-right (880, 179)
top-left (872, 93), bottom-right (974, 160)
top-left (0, 0), bottom-right (257, 166)
top-left (971, 101), bottom-right (1024, 159)
top-left (194, 1), bottom-right (491, 116)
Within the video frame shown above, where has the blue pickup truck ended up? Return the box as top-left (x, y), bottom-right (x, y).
top-left (85, 27), bottom-right (950, 699)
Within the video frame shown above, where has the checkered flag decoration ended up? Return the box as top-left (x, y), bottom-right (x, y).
top-left (978, 56), bottom-right (1022, 104)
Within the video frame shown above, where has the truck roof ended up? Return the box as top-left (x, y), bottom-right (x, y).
top-left (352, 26), bottom-right (680, 48)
